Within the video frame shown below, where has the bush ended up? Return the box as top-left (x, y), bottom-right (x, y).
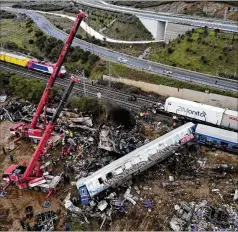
top-left (69, 96), bottom-right (102, 119)
top-left (167, 47), bottom-right (174, 54)
top-left (35, 30), bottom-right (43, 37)
top-left (8, 75), bottom-right (60, 101)
top-left (3, 41), bottom-right (19, 50)
top-left (0, 70), bottom-right (11, 86)
top-left (29, 39), bottom-right (34, 44)
top-left (200, 55), bottom-right (208, 64)
top-left (88, 54), bottom-right (99, 65)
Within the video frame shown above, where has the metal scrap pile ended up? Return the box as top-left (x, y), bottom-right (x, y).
top-left (65, 184), bottom-right (151, 229)
top-left (60, 121), bottom-right (146, 181)
top-left (0, 100), bottom-right (35, 122)
top-left (35, 211), bottom-right (58, 231)
top-left (98, 121), bottom-right (146, 155)
top-left (170, 200), bottom-right (238, 231)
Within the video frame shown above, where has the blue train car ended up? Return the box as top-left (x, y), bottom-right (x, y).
top-left (195, 124), bottom-right (238, 153)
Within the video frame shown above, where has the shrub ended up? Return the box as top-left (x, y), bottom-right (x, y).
top-left (167, 47), bottom-right (174, 54)
top-left (35, 30), bottom-right (43, 37)
top-left (29, 39), bottom-right (34, 44)
top-left (3, 41), bottom-right (19, 50)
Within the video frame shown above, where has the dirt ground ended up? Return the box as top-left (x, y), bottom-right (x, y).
top-left (0, 121), bottom-right (67, 231)
top-left (107, 147), bottom-right (238, 231)
top-left (0, 120), bottom-right (237, 231)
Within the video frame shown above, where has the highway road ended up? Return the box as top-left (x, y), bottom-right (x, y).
top-left (78, 0), bottom-right (238, 33)
top-left (2, 7), bottom-right (238, 93)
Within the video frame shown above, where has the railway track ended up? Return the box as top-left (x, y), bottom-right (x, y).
top-left (0, 62), bottom-right (160, 111)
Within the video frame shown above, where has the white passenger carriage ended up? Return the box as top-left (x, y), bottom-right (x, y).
top-left (77, 122), bottom-right (195, 204)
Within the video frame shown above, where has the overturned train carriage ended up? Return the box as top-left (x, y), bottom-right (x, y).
top-left (77, 122), bottom-right (195, 204)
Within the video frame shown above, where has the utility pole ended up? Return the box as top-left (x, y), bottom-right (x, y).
top-left (224, 7), bottom-right (228, 21)
top-left (83, 70), bottom-right (86, 96)
top-left (108, 61), bottom-right (111, 88)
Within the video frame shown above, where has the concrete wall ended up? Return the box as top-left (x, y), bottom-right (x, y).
top-left (103, 75), bottom-right (238, 110)
top-left (137, 16), bottom-right (167, 41)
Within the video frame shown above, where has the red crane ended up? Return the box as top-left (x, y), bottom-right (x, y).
top-left (10, 11), bottom-right (86, 140)
top-left (2, 76), bottom-right (80, 196)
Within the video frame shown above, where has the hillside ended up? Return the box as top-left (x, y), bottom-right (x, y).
top-left (110, 1), bottom-right (238, 21)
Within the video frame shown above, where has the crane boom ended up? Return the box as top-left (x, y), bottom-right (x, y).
top-left (29, 12), bottom-right (86, 130)
top-left (24, 77), bottom-right (79, 179)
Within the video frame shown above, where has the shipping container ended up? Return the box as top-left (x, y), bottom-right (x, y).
top-left (164, 97), bottom-right (225, 126)
top-left (221, 109), bottom-right (238, 131)
top-left (4, 53), bottom-right (30, 67)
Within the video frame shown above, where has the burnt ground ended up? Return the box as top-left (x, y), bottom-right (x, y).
top-left (0, 120), bottom-right (237, 231)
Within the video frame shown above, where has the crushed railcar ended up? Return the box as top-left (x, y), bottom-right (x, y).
top-left (77, 122), bottom-right (195, 204)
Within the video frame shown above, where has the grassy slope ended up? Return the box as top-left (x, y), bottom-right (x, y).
top-left (43, 14), bottom-right (88, 38)
top-left (104, 62), bottom-right (238, 98)
top-left (0, 19), bottom-right (41, 54)
top-left (150, 28), bottom-right (238, 76)
top-left (43, 11), bottom-right (152, 41)
top-left (103, 20), bottom-right (153, 41)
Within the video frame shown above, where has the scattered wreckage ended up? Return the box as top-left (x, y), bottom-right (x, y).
top-left (170, 200), bottom-right (238, 231)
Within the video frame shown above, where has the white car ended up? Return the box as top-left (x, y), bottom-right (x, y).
top-left (163, 70), bottom-right (173, 75)
top-left (117, 57), bottom-right (128, 63)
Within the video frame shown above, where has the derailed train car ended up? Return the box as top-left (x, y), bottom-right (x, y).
top-left (77, 122), bottom-right (195, 204)
top-left (164, 97), bottom-right (238, 131)
top-left (0, 51), bottom-right (66, 77)
top-left (195, 124), bottom-right (238, 153)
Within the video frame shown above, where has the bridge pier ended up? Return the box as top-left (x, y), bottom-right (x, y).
top-left (137, 16), bottom-right (167, 41)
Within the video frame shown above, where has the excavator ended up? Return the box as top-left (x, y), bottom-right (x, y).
top-left (10, 11), bottom-right (86, 142)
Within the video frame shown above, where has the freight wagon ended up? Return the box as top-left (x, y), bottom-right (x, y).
top-left (0, 52), bottom-right (30, 67)
top-left (164, 97), bottom-right (238, 131)
top-left (195, 124), bottom-right (238, 153)
top-left (0, 51), bottom-right (66, 77)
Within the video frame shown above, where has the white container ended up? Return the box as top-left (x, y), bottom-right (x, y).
top-left (164, 97), bottom-right (224, 126)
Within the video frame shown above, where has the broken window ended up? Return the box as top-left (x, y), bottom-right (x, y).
top-left (106, 172), bottom-right (113, 180)
top-left (98, 177), bottom-right (104, 184)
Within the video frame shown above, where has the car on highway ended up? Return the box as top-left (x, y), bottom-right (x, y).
top-left (117, 57), bottom-right (128, 63)
top-left (163, 70), bottom-right (173, 76)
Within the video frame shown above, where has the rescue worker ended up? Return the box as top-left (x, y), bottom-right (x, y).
top-left (69, 130), bottom-right (73, 138)
top-left (9, 153), bottom-right (14, 162)
top-left (19, 219), bottom-right (25, 230)
top-left (64, 223), bottom-right (70, 231)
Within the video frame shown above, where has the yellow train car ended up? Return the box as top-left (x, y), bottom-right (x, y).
top-left (3, 52), bottom-right (30, 67)
top-left (0, 51), bottom-right (5, 62)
